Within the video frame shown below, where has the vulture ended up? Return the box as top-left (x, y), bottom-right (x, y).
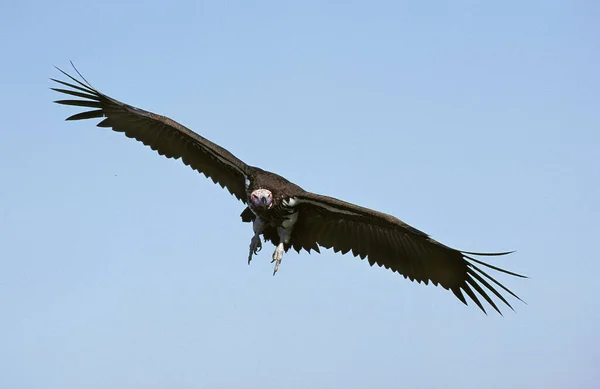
top-left (51, 64), bottom-right (525, 315)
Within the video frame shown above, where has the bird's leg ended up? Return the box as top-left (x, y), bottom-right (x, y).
top-left (248, 217), bottom-right (266, 265)
top-left (248, 235), bottom-right (262, 264)
top-left (271, 226), bottom-right (292, 276)
top-left (271, 242), bottom-right (285, 275)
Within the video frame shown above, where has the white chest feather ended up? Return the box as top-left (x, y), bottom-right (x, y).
top-left (282, 211), bottom-right (298, 229)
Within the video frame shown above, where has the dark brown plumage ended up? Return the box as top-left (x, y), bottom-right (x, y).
top-left (52, 64), bottom-right (526, 315)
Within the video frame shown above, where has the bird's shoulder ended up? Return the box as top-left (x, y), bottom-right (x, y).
top-left (247, 167), bottom-right (304, 197)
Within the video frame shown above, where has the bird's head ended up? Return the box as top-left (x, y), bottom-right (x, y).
top-left (250, 189), bottom-right (273, 210)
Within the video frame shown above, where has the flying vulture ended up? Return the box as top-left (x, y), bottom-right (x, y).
top-left (51, 65), bottom-right (525, 315)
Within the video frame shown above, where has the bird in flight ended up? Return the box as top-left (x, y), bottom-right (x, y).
top-left (52, 64), bottom-right (525, 315)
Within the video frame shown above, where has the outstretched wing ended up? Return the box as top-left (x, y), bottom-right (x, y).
top-left (52, 65), bottom-right (250, 202)
top-left (289, 192), bottom-right (525, 314)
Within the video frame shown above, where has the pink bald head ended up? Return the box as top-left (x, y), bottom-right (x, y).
top-left (250, 189), bottom-right (273, 210)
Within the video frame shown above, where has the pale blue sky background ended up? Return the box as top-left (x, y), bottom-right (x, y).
top-left (1, 1), bottom-right (599, 388)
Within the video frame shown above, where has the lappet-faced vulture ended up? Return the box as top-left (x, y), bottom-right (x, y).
top-left (52, 65), bottom-right (526, 314)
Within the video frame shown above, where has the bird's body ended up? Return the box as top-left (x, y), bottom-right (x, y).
top-left (52, 65), bottom-right (525, 314)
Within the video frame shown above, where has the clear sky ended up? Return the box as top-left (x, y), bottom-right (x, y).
top-left (1, 1), bottom-right (599, 388)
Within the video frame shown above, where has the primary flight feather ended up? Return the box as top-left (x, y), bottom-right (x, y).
top-left (52, 64), bottom-right (526, 315)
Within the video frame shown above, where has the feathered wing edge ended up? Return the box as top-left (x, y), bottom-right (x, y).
top-left (290, 192), bottom-right (526, 315)
top-left (452, 251), bottom-right (526, 315)
top-left (51, 63), bottom-right (250, 202)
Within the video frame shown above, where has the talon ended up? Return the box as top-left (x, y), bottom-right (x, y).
top-left (271, 243), bottom-right (284, 275)
top-left (248, 234), bottom-right (262, 265)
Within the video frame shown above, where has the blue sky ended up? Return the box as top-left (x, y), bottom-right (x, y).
top-left (1, 1), bottom-right (599, 388)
